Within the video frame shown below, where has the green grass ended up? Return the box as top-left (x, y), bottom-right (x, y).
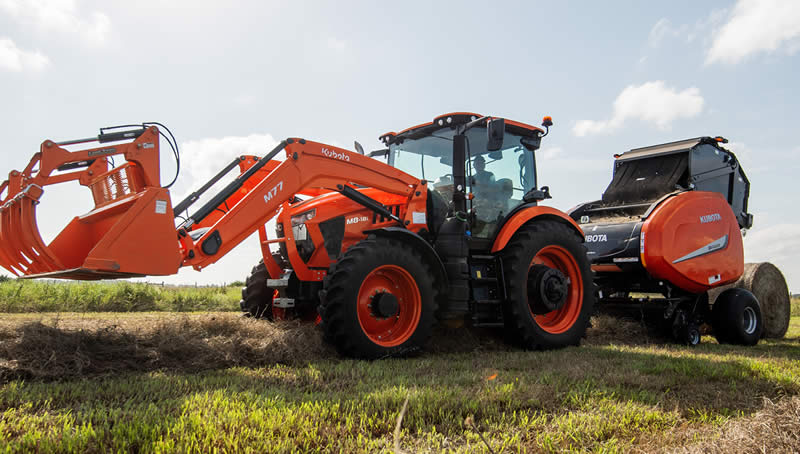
top-left (792, 297), bottom-right (799, 317)
top-left (1, 315), bottom-right (798, 453)
top-left (0, 280), bottom-right (240, 313)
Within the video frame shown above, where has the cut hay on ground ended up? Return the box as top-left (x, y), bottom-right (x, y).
top-left (0, 314), bottom-right (331, 381)
top-left (673, 396), bottom-right (800, 453)
top-left (0, 313), bottom-right (656, 381)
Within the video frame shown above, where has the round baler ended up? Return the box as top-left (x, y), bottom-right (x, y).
top-left (570, 136), bottom-right (789, 345)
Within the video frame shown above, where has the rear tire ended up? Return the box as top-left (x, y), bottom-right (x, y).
top-left (319, 236), bottom-right (438, 359)
top-left (239, 259), bottom-right (275, 319)
top-left (712, 288), bottom-right (762, 346)
top-left (501, 221), bottom-right (594, 349)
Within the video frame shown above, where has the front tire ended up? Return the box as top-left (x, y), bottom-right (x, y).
top-left (501, 221), bottom-right (594, 349)
top-left (240, 259), bottom-right (275, 319)
top-left (319, 237), bottom-right (438, 359)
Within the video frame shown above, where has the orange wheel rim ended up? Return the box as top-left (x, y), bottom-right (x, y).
top-left (528, 245), bottom-right (583, 334)
top-left (356, 265), bottom-right (422, 347)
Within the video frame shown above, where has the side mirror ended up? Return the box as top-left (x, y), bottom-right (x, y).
top-left (487, 118), bottom-right (505, 151)
top-left (354, 141), bottom-right (365, 155)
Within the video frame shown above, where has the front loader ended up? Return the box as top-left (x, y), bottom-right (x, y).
top-left (0, 113), bottom-right (594, 358)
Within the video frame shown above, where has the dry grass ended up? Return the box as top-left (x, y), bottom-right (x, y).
top-left (0, 313), bottom-right (331, 381)
top-left (0, 313), bottom-right (657, 381)
top-left (585, 314), bottom-right (653, 345)
top-left (673, 396), bottom-right (800, 453)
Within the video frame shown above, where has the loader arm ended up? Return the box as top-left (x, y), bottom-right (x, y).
top-left (0, 128), bottom-right (429, 281)
top-left (180, 139), bottom-right (429, 281)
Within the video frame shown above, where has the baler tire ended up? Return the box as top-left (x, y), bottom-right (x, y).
top-left (319, 236), bottom-right (437, 359)
top-left (239, 259), bottom-right (275, 320)
top-left (501, 221), bottom-right (595, 350)
top-left (712, 288), bottom-right (763, 346)
top-left (739, 263), bottom-right (790, 339)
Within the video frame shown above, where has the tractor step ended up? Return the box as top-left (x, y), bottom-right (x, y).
top-left (471, 321), bottom-right (505, 328)
top-left (274, 298), bottom-right (295, 308)
top-left (267, 279), bottom-right (289, 289)
top-left (474, 299), bottom-right (503, 305)
top-left (471, 278), bottom-right (500, 284)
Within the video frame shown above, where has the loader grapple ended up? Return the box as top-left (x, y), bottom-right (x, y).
top-left (0, 127), bottom-right (182, 279)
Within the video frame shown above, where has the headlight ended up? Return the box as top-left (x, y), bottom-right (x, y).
top-left (290, 209), bottom-right (316, 226)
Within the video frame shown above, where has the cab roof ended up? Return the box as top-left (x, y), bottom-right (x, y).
top-left (379, 112), bottom-right (544, 145)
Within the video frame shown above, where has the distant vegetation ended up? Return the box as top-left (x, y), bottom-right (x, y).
top-left (793, 296), bottom-right (800, 317)
top-left (0, 280), bottom-right (240, 313)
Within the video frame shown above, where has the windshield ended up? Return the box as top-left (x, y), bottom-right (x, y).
top-left (389, 127), bottom-right (537, 238)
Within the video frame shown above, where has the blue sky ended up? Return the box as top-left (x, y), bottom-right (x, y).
top-left (1, 0), bottom-right (798, 291)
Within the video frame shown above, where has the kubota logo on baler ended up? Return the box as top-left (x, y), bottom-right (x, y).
top-left (585, 234), bottom-right (607, 243)
top-left (263, 181), bottom-right (284, 203)
top-left (321, 148), bottom-right (350, 162)
top-left (699, 213), bottom-right (721, 224)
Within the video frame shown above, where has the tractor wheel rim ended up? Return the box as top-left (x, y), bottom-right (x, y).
top-left (527, 245), bottom-right (583, 334)
top-left (356, 264), bottom-right (422, 347)
top-left (743, 307), bottom-right (757, 335)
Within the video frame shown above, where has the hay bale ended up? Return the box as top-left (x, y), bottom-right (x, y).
top-left (709, 262), bottom-right (791, 339)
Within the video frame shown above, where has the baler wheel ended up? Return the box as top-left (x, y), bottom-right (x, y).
top-left (240, 259), bottom-right (276, 319)
top-left (319, 236), bottom-right (437, 359)
top-left (501, 221), bottom-right (594, 349)
top-left (712, 288), bottom-right (763, 346)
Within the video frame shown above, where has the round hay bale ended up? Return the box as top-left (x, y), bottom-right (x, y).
top-left (709, 262), bottom-right (790, 339)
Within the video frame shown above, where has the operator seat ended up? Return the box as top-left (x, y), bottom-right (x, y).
top-left (426, 188), bottom-right (449, 236)
top-left (496, 178), bottom-right (514, 215)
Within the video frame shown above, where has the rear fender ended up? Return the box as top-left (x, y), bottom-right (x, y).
top-left (364, 227), bottom-right (448, 289)
top-left (491, 206), bottom-right (584, 253)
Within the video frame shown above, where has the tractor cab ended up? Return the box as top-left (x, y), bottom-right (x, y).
top-left (380, 113), bottom-right (545, 239)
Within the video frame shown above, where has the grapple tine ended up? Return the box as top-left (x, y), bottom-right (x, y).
top-left (0, 205), bottom-right (21, 276)
top-left (0, 200), bottom-right (34, 274)
top-left (8, 199), bottom-right (44, 274)
top-left (19, 192), bottom-right (62, 272)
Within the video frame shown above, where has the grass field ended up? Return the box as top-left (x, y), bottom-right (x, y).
top-left (0, 280), bottom-right (240, 313)
top-left (1, 307), bottom-right (798, 453)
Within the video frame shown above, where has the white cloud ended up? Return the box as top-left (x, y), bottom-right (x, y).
top-left (723, 141), bottom-right (762, 173)
top-left (326, 37), bottom-right (347, 52)
top-left (0, 0), bottom-right (111, 46)
top-left (537, 146), bottom-right (563, 161)
top-left (648, 18), bottom-right (696, 47)
top-left (0, 37), bottom-right (49, 72)
top-left (573, 81), bottom-right (704, 137)
top-left (707, 0), bottom-right (800, 65)
top-left (744, 223), bottom-right (800, 292)
top-left (176, 134), bottom-right (280, 202)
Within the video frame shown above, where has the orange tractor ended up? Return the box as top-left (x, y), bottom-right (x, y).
top-left (0, 113), bottom-right (595, 358)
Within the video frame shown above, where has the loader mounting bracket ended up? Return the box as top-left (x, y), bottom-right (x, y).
top-left (201, 230), bottom-right (223, 255)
